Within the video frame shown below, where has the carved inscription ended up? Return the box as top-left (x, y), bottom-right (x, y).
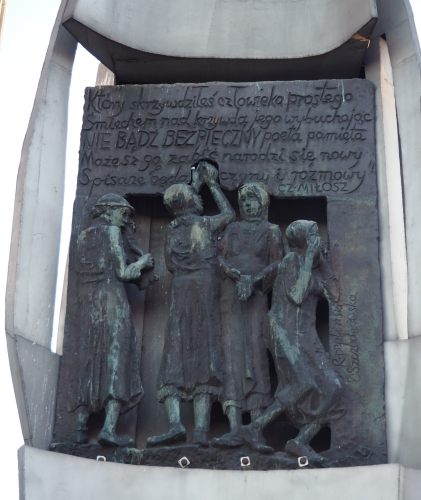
top-left (331, 295), bottom-right (360, 383)
top-left (77, 81), bottom-right (376, 197)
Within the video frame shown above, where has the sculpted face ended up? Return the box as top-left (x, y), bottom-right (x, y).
top-left (239, 190), bottom-right (261, 219)
top-left (238, 183), bottom-right (269, 221)
top-left (109, 206), bottom-right (132, 228)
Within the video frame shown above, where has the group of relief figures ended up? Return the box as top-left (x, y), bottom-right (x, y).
top-left (72, 161), bottom-right (345, 459)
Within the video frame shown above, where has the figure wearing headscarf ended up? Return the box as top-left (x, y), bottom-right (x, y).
top-left (147, 162), bottom-right (235, 448)
top-left (71, 194), bottom-right (155, 447)
top-left (212, 183), bottom-right (283, 449)
top-left (242, 220), bottom-right (344, 457)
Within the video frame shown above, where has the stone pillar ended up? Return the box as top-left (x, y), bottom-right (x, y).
top-left (6, 0), bottom-right (77, 448)
top-left (365, 37), bottom-right (408, 342)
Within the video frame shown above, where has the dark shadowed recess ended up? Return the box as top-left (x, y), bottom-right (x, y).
top-left (126, 193), bottom-right (330, 451)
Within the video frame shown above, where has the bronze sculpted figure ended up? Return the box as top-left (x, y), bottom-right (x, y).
top-left (72, 194), bottom-right (155, 447)
top-left (242, 220), bottom-right (344, 457)
top-left (212, 183), bottom-right (283, 449)
top-left (147, 162), bottom-right (235, 448)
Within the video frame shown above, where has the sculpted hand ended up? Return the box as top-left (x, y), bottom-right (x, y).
top-left (191, 167), bottom-right (203, 193)
top-left (307, 236), bottom-right (321, 257)
top-left (198, 161), bottom-right (218, 186)
top-left (252, 274), bottom-right (259, 285)
top-left (138, 253), bottom-right (155, 270)
top-left (225, 267), bottom-right (241, 281)
top-left (236, 275), bottom-right (254, 301)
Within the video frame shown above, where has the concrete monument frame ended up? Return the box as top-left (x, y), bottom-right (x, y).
top-left (6, 0), bottom-right (421, 498)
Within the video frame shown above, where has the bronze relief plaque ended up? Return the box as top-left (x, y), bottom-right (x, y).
top-left (53, 80), bottom-right (386, 470)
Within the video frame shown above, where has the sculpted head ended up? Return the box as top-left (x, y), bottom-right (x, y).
top-left (238, 182), bottom-right (270, 221)
top-left (163, 184), bottom-right (203, 217)
top-left (92, 193), bottom-right (134, 229)
top-left (286, 220), bottom-right (319, 252)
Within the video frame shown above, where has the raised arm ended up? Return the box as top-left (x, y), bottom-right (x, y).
top-left (253, 261), bottom-right (281, 295)
top-left (198, 162), bottom-right (235, 233)
top-left (284, 237), bottom-right (320, 306)
top-left (109, 226), bottom-right (154, 282)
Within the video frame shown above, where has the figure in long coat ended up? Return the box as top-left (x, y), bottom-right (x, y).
top-left (213, 183), bottom-right (283, 449)
top-left (72, 194), bottom-right (155, 447)
top-left (147, 162), bottom-right (235, 448)
top-left (242, 220), bottom-right (345, 456)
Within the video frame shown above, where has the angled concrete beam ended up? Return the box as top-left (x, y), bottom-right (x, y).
top-left (63, 0), bottom-right (377, 59)
top-left (374, 0), bottom-right (421, 338)
top-left (6, 0), bottom-right (77, 447)
top-left (366, 37), bottom-right (408, 341)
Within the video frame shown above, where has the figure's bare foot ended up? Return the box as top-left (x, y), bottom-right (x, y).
top-left (212, 430), bottom-right (243, 449)
top-left (192, 429), bottom-right (210, 447)
top-left (241, 425), bottom-right (274, 454)
top-left (146, 423), bottom-right (186, 448)
top-left (98, 429), bottom-right (134, 448)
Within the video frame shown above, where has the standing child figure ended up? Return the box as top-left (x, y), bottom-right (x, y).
top-left (213, 183), bottom-right (283, 449)
top-left (147, 162), bottom-right (235, 448)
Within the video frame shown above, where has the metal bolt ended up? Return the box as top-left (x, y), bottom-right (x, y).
top-left (178, 457), bottom-right (190, 468)
top-left (241, 456), bottom-right (251, 467)
top-left (298, 456), bottom-right (308, 467)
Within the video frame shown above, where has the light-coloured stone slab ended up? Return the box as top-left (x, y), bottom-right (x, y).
top-left (373, 0), bottom-right (421, 338)
top-left (402, 467), bottom-right (421, 500)
top-left (5, 1), bottom-right (76, 448)
top-left (6, 16), bottom-right (77, 349)
top-left (63, 0), bottom-right (376, 59)
top-left (7, 334), bottom-right (60, 449)
top-left (95, 62), bottom-right (115, 86)
top-left (365, 37), bottom-right (408, 341)
top-left (16, 336), bottom-right (60, 449)
top-left (6, 333), bottom-right (31, 446)
top-left (19, 446), bottom-right (414, 500)
top-left (385, 336), bottom-right (421, 469)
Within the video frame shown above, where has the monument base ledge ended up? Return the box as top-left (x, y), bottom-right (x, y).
top-left (18, 445), bottom-right (421, 500)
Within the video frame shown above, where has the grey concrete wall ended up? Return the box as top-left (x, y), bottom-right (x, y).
top-left (13, 336), bottom-right (60, 449)
top-left (373, 0), bottom-right (421, 338)
top-left (63, 0), bottom-right (376, 59)
top-left (5, 0), bottom-right (77, 448)
top-left (364, 0), bottom-right (421, 469)
top-left (365, 37), bottom-right (408, 342)
top-left (384, 336), bottom-right (421, 469)
top-left (19, 446), bottom-right (421, 500)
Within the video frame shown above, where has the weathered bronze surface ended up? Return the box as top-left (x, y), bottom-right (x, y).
top-left (63, 194), bottom-right (156, 448)
top-left (76, 81), bottom-right (374, 198)
top-left (147, 162), bottom-right (235, 448)
top-left (53, 80), bottom-right (386, 470)
top-left (213, 182), bottom-right (283, 449)
top-left (242, 220), bottom-right (345, 457)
